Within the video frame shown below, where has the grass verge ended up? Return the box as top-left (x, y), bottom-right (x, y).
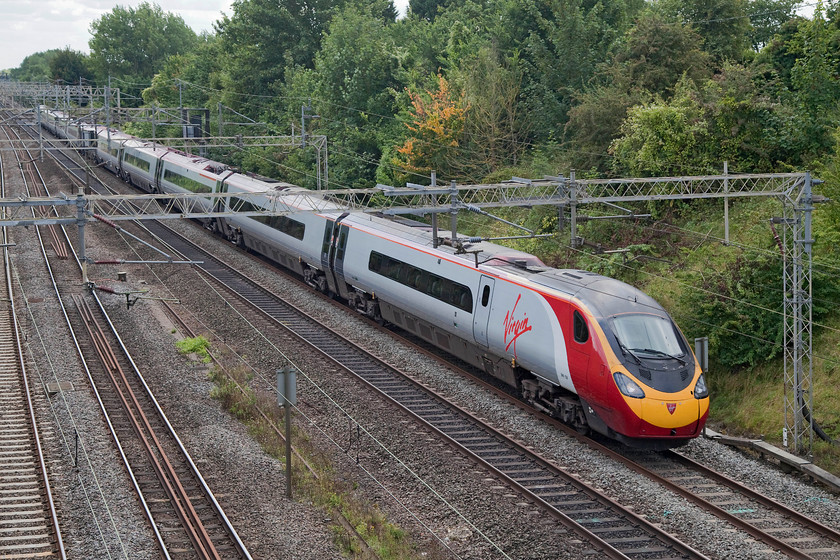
top-left (199, 356), bottom-right (440, 559)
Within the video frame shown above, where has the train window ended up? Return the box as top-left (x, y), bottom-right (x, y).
top-left (274, 216), bottom-right (305, 240)
top-left (336, 227), bottom-right (348, 260)
top-left (368, 251), bottom-right (473, 313)
top-left (163, 169), bottom-right (212, 193)
top-left (98, 139), bottom-right (120, 158)
top-left (231, 197), bottom-right (306, 240)
top-left (612, 314), bottom-right (685, 357)
top-left (123, 152), bottom-right (150, 173)
top-left (481, 285), bottom-right (490, 307)
top-left (573, 310), bottom-right (589, 343)
top-left (321, 225), bottom-right (333, 255)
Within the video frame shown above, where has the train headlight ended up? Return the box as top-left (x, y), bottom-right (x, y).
top-left (613, 372), bottom-right (645, 399)
top-left (694, 374), bottom-right (709, 399)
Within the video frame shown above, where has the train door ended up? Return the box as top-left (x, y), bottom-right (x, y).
top-left (568, 308), bottom-right (591, 393)
top-left (153, 159), bottom-right (164, 193)
top-left (473, 276), bottom-right (495, 347)
top-left (320, 213), bottom-right (350, 297)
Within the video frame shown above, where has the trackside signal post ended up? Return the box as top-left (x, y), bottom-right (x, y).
top-left (277, 366), bottom-right (297, 499)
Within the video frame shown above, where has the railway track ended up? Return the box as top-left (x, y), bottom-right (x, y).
top-left (387, 323), bottom-right (840, 560)
top-left (7, 115), bottom-right (252, 560)
top-left (0, 119), bottom-right (65, 560)
top-left (68, 290), bottom-right (250, 560)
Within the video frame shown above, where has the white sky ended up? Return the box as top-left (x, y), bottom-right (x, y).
top-left (1, 0), bottom-right (411, 71)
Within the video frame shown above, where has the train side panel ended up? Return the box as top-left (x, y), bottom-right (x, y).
top-left (480, 281), bottom-right (572, 390)
top-left (222, 201), bottom-right (325, 275)
top-left (121, 144), bottom-right (160, 192)
top-left (341, 223), bottom-right (480, 344)
top-left (158, 156), bottom-right (218, 213)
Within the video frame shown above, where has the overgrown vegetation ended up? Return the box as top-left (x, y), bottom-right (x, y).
top-left (174, 335), bottom-right (212, 364)
top-left (206, 364), bottom-right (435, 559)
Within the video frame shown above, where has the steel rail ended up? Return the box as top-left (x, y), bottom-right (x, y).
top-left (72, 295), bottom-right (222, 560)
top-left (28, 121), bottom-right (254, 560)
top-left (0, 112), bottom-right (66, 560)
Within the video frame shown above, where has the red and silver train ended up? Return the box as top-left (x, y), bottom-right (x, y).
top-left (40, 107), bottom-right (709, 448)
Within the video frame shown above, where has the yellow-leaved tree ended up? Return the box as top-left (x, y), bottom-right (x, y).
top-left (391, 74), bottom-right (468, 183)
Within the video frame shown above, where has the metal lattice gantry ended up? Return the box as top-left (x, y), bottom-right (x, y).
top-left (0, 81), bottom-right (118, 110)
top-left (778, 176), bottom-right (816, 456)
top-left (364, 171), bottom-right (820, 456)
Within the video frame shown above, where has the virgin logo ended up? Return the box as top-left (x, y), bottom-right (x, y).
top-left (504, 294), bottom-right (532, 355)
top-left (667, 403), bottom-right (677, 415)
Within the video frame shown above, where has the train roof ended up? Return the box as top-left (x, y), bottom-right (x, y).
top-left (342, 211), bottom-right (666, 319)
top-left (530, 270), bottom-right (665, 318)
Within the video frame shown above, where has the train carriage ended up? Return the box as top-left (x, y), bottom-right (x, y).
top-left (216, 177), bottom-right (339, 277)
top-left (332, 212), bottom-right (708, 447)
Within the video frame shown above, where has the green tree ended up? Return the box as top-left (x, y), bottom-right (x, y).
top-left (9, 50), bottom-right (61, 82)
top-left (747, 0), bottom-right (800, 50)
top-left (609, 68), bottom-right (788, 176)
top-left (565, 85), bottom-right (650, 173)
top-left (752, 16), bottom-right (806, 89)
top-left (506, 0), bottom-right (645, 139)
top-left (89, 2), bottom-right (197, 84)
top-left (683, 254), bottom-right (784, 368)
top-left (142, 34), bottom-right (221, 108)
top-left (786, 5), bottom-right (840, 161)
top-left (215, 0), bottom-right (349, 114)
top-left (813, 128), bottom-right (840, 263)
top-left (564, 12), bottom-right (710, 172)
top-left (49, 48), bottom-right (94, 85)
top-left (655, 0), bottom-right (752, 61)
top-left (613, 11), bottom-right (712, 96)
top-left (455, 46), bottom-right (529, 179)
top-left (701, 63), bottom-right (781, 170)
top-left (276, 3), bottom-right (403, 189)
top-left (409, 0), bottom-right (457, 20)
top-left (610, 78), bottom-right (712, 176)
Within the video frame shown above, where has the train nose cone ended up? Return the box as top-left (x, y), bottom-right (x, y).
top-left (641, 398), bottom-right (698, 429)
